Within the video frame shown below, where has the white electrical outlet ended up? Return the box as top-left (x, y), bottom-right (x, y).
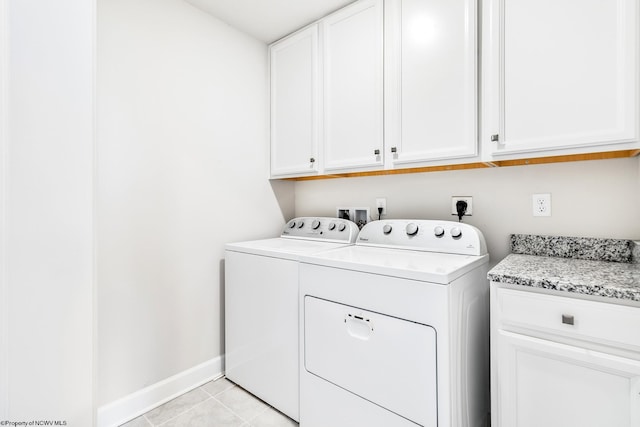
top-left (376, 198), bottom-right (387, 215)
top-left (451, 196), bottom-right (473, 216)
top-left (532, 193), bottom-right (551, 217)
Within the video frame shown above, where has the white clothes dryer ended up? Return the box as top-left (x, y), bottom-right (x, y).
top-left (225, 217), bottom-right (359, 422)
top-left (299, 219), bottom-right (490, 427)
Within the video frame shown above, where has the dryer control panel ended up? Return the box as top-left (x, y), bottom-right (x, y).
top-left (282, 217), bottom-right (359, 243)
top-left (356, 219), bottom-right (487, 256)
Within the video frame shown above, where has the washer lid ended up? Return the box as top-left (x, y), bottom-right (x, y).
top-left (300, 245), bottom-right (489, 284)
top-left (225, 237), bottom-right (354, 261)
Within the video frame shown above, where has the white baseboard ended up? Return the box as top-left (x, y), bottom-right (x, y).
top-left (97, 356), bottom-right (224, 427)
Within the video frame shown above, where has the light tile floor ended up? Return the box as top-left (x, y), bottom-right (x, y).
top-left (120, 377), bottom-right (298, 427)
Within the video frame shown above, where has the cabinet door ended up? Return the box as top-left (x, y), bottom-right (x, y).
top-left (386, 0), bottom-right (477, 166)
top-left (495, 330), bottom-right (640, 427)
top-left (483, 0), bottom-right (639, 156)
top-left (270, 25), bottom-right (319, 178)
top-left (322, 0), bottom-right (384, 171)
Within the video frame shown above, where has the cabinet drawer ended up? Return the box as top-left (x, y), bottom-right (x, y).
top-left (495, 287), bottom-right (640, 350)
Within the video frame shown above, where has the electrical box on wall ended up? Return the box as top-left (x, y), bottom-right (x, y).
top-left (336, 207), bottom-right (370, 229)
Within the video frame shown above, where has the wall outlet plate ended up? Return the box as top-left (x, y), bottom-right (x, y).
top-left (336, 207), bottom-right (370, 229)
top-left (532, 193), bottom-right (551, 217)
top-left (451, 196), bottom-right (473, 216)
top-left (337, 207), bottom-right (351, 220)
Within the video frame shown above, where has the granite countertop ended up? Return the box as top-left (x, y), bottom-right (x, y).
top-left (488, 235), bottom-right (640, 303)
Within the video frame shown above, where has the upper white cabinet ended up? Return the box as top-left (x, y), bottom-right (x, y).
top-left (483, 0), bottom-right (639, 158)
top-left (385, 0), bottom-right (478, 167)
top-left (322, 0), bottom-right (384, 172)
top-left (270, 0), bottom-right (640, 178)
top-left (270, 25), bottom-right (319, 178)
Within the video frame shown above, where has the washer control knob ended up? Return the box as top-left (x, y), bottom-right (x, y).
top-left (406, 223), bottom-right (419, 236)
top-left (297, 221), bottom-right (305, 228)
top-left (338, 223), bottom-right (347, 232)
top-left (328, 222), bottom-right (336, 231)
top-left (434, 226), bottom-right (445, 237)
top-left (288, 221), bottom-right (296, 229)
top-left (451, 226), bottom-right (462, 238)
top-left (311, 219), bottom-right (321, 229)
top-left (382, 224), bottom-right (393, 234)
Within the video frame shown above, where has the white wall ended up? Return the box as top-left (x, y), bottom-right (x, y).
top-left (294, 157), bottom-right (640, 264)
top-left (0, 0), bottom-right (8, 419)
top-left (97, 0), bottom-right (293, 412)
top-left (1, 0), bottom-right (95, 425)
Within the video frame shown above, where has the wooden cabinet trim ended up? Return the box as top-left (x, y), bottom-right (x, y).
top-left (282, 150), bottom-right (640, 181)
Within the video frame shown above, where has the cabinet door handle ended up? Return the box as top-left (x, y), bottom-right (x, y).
top-left (309, 157), bottom-right (315, 163)
top-left (491, 134), bottom-right (500, 142)
top-left (562, 314), bottom-right (574, 325)
top-left (374, 149), bottom-right (380, 155)
top-left (391, 147), bottom-right (397, 153)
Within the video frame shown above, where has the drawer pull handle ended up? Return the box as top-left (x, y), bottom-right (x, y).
top-left (562, 314), bottom-right (574, 325)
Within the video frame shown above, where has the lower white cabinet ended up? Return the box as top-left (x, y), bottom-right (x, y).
top-left (491, 285), bottom-right (640, 427)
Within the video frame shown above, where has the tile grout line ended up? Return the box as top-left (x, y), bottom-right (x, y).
top-left (210, 391), bottom-right (273, 425)
top-left (204, 380), bottom-right (267, 424)
top-left (211, 395), bottom-right (252, 424)
top-left (201, 380), bottom-right (258, 424)
top-left (134, 379), bottom-right (287, 427)
top-left (210, 382), bottom-right (281, 425)
top-left (154, 396), bottom-right (215, 427)
top-left (144, 381), bottom-right (228, 427)
top-left (202, 382), bottom-right (237, 399)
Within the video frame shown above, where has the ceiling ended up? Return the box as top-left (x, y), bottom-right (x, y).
top-left (184, 0), bottom-right (357, 43)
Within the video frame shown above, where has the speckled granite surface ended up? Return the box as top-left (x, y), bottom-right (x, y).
top-left (511, 234), bottom-right (635, 263)
top-left (488, 254), bottom-right (640, 302)
top-left (489, 235), bottom-right (640, 302)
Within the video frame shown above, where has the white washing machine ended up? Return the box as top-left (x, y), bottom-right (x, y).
top-left (224, 217), bottom-right (359, 422)
top-left (299, 219), bottom-right (490, 427)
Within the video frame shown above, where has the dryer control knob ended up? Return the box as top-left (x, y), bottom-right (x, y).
top-left (328, 222), bottom-right (336, 231)
top-left (288, 221), bottom-right (296, 228)
top-left (406, 223), bottom-right (419, 236)
top-left (297, 221), bottom-right (305, 228)
top-left (312, 219), bottom-right (321, 229)
top-left (338, 223), bottom-right (347, 232)
top-left (434, 226), bottom-right (445, 237)
top-left (451, 226), bottom-right (462, 238)
top-left (382, 224), bottom-right (393, 234)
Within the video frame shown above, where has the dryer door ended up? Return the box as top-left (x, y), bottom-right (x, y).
top-left (304, 296), bottom-right (438, 426)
